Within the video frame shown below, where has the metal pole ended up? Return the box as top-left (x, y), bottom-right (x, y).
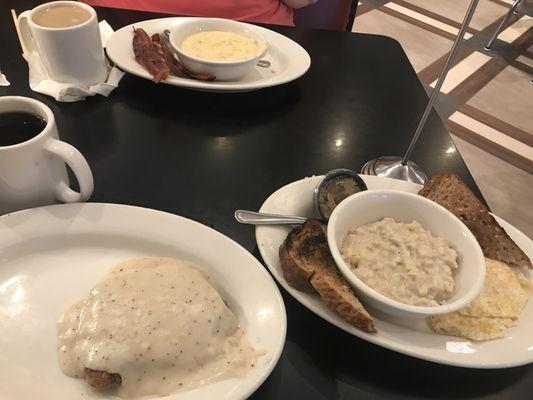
top-left (485, 0), bottom-right (522, 50)
top-left (401, 0), bottom-right (480, 165)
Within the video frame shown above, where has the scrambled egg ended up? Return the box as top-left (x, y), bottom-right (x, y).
top-left (429, 258), bottom-right (533, 341)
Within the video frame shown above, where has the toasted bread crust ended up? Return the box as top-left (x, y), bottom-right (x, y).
top-left (311, 272), bottom-right (377, 333)
top-left (419, 173), bottom-right (531, 269)
top-left (84, 368), bottom-right (122, 390)
top-left (279, 220), bottom-right (376, 333)
top-left (279, 240), bottom-right (315, 293)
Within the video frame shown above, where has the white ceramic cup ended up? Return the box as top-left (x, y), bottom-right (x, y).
top-left (18, 1), bottom-right (107, 85)
top-left (0, 96), bottom-right (94, 215)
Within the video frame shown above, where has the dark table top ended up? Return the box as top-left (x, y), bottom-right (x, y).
top-left (2, 2), bottom-right (531, 399)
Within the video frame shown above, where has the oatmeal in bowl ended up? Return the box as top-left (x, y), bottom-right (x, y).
top-left (327, 190), bottom-right (485, 319)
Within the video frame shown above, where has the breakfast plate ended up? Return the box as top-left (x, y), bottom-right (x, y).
top-left (0, 203), bottom-right (286, 399)
top-left (106, 17), bottom-right (311, 93)
top-left (256, 175), bottom-right (533, 368)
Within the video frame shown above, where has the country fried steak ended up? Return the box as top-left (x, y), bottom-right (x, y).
top-left (84, 368), bottom-right (122, 390)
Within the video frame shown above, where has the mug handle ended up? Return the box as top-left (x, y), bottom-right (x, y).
top-left (17, 11), bottom-right (37, 56)
top-left (44, 138), bottom-right (94, 203)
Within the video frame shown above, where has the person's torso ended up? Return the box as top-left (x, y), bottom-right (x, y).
top-left (83, 0), bottom-right (294, 25)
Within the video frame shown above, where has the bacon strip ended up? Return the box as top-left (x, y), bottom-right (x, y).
top-left (133, 28), bottom-right (215, 83)
top-left (132, 27), bottom-right (169, 83)
top-left (151, 33), bottom-right (215, 82)
top-left (151, 33), bottom-right (187, 78)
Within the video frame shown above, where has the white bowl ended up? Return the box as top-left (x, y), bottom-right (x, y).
top-left (169, 18), bottom-right (268, 81)
top-left (327, 189), bottom-right (485, 319)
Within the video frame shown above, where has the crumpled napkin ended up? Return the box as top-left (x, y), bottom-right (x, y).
top-left (23, 20), bottom-right (124, 102)
top-left (0, 70), bottom-right (9, 86)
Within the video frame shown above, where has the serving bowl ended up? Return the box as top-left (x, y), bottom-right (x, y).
top-left (327, 189), bottom-right (485, 319)
top-left (169, 18), bottom-right (268, 81)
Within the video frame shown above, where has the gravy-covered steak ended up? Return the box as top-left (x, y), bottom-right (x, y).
top-left (84, 368), bottom-right (122, 391)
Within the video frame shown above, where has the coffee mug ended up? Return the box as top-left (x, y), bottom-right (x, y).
top-left (18, 1), bottom-right (107, 85)
top-left (0, 96), bottom-right (94, 215)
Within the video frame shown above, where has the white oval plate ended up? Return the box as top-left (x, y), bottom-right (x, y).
top-left (106, 17), bottom-right (311, 92)
top-left (256, 175), bottom-right (533, 368)
top-left (0, 203), bottom-right (286, 399)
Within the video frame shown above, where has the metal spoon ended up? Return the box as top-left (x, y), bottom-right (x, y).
top-left (235, 168), bottom-right (368, 226)
top-left (162, 29), bottom-right (174, 47)
top-left (163, 29), bottom-right (271, 68)
top-left (234, 210), bottom-right (307, 225)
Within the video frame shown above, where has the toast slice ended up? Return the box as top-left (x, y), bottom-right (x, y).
top-left (419, 173), bottom-right (532, 269)
top-left (279, 219), bottom-right (376, 333)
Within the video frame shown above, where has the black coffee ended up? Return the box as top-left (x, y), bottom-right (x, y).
top-left (0, 112), bottom-right (47, 146)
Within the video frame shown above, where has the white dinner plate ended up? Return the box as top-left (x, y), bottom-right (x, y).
top-left (0, 203), bottom-right (286, 399)
top-left (106, 17), bottom-right (311, 92)
top-left (256, 175), bottom-right (533, 369)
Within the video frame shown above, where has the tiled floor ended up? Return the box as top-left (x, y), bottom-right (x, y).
top-left (355, 9), bottom-right (453, 72)
top-left (403, 0), bottom-right (508, 31)
top-left (450, 134), bottom-right (533, 237)
top-left (354, 0), bottom-right (533, 238)
top-left (468, 65), bottom-right (533, 134)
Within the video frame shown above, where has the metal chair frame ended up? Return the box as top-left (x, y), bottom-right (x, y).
top-left (484, 0), bottom-right (525, 50)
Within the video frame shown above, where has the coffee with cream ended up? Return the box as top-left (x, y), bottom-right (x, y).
top-left (32, 5), bottom-right (91, 28)
top-left (19, 1), bottom-right (106, 84)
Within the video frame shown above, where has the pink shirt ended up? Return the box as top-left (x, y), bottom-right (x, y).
top-left (82, 0), bottom-right (294, 25)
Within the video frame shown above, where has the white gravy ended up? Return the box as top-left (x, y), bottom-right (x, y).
top-left (58, 258), bottom-right (257, 398)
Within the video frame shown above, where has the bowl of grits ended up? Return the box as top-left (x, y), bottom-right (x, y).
top-left (169, 18), bottom-right (268, 81)
top-left (327, 190), bottom-right (486, 319)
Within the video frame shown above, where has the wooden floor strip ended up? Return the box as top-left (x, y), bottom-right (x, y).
top-left (384, 2), bottom-right (474, 38)
top-left (460, 104), bottom-right (533, 147)
top-left (418, 46), bottom-right (474, 85)
top-left (511, 26), bottom-right (533, 49)
top-left (431, 51), bottom-right (491, 93)
top-left (446, 120), bottom-right (533, 174)
top-left (392, 0), bottom-right (478, 33)
top-left (523, 50), bottom-right (533, 59)
top-left (510, 59), bottom-right (533, 74)
top-left (487, 0), bottom-right (517, 8)
top-left (447, 58), bottom-right (508, 102)
top-left (355, 3), bottom-right (373, 17)
top-left (378, 6), bottom-right (459, 41)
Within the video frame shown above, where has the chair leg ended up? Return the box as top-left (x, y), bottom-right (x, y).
top-left (346, 0), bottom-right (358, 31)
top-left (484, 0), bottom-right (522, 50)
